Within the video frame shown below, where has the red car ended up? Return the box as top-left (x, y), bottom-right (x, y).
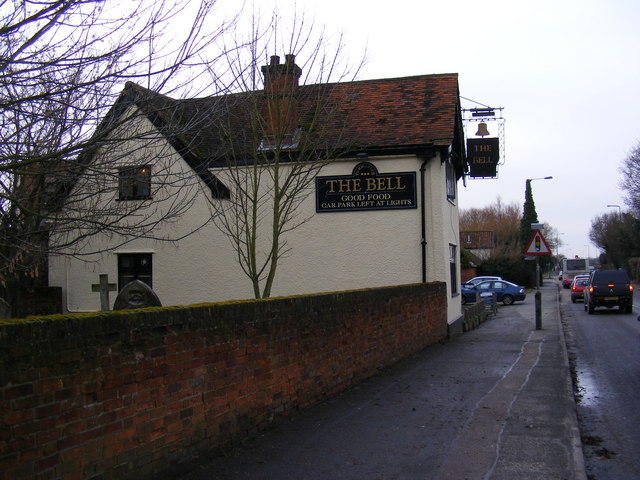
top-left (562, 274), bottom-right (575, 288)
top-left (570, 276), bottom-right (590, 302)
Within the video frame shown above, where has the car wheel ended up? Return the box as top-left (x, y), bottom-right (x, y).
top-left (588, 303), bottom-right (594, 314)
top-left (625, 305), bottom-right (633, 314)
top-left (571, 297), bottom-right (576, 303)
top-left (502, 294), bottom-right (514, 306)
top-left (461, 296), bottom-right (467, 305)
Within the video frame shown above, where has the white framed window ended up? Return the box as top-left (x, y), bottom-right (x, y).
top-left (445, 160), bottom-right (456, 201)
top-left (118, 253), bottom-right (153, 290)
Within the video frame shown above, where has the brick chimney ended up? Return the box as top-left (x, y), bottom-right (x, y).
top-left (260, 54), bottom-right (302, 144)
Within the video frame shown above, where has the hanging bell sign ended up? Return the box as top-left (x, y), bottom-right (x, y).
top-left (467, 137), bottom-right (499, 178)
top-left (475, 122), bottom-right (490, 137)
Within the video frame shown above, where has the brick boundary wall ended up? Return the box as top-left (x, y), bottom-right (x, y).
top-left (14, 287), bottom-right (63, 318)
top-left (0, 282), bottom-right (447, 480)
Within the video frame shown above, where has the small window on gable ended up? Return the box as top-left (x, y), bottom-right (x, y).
top-left (446, 161), bottom-right (456, 201)
top-left (118, 166), bottom-right (151, 200)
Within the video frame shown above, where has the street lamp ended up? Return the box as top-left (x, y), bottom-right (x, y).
top-left (556, 232), bottom-right (564, 262)
top-left (523, 176), bottom-right (553, 232)
top-left (524, 176), bottom-right (552, 330)
top-left (525, 176), bottom-right (553, 222)
top-left (527, 176), bottom-right (554, 183)
top-left (606, 204), bottom-right (621, 216)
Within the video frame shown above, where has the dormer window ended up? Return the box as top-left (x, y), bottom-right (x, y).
top-left (118, 165), bottom-right (151, 200)
top-left (258, 127), bottom-right (302, 151)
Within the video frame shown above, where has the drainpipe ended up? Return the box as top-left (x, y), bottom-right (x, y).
top-left (419, 150), bottom-right (438, 282)
top-left (420, 158), bottom-right (429, 283)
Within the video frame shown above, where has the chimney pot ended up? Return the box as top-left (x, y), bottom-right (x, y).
top-left (260, 53), bottom-right (302, 141)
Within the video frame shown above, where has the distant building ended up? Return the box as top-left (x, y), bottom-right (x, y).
top-left (460, 230), bottom-right (496, 260)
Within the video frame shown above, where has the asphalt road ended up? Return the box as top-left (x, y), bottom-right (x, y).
top-left (559, 283), bottom-right (640, 479)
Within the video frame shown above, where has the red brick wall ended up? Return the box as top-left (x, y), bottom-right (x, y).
top-left (1, 286), bottom-right (62, 318)
top-left (461, 267), bottom-right (477, 283)
top-left (0, 282), bottom-right (447, 480)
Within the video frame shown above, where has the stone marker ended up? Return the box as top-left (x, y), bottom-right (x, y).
top-left (113, 279), bottom-right (162, 310)
top-left (91, 274), bottom-right (118, 311)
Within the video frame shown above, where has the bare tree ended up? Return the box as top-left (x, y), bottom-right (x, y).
top-left (620, 141), bottom-right (640, 216)
top-left (203, 9), bottom-right (363, 298)
top-left (0, 0), bottom-right (239, 293)
top-left (589, 211), bottom-right (640, 268)
top-left (460, 197), bottom-right (522, 258)
top-left (460, 197), bottom-right (561, 286)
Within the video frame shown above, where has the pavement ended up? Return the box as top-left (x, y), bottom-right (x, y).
top-left (177, 282), bottom-right (586, 480)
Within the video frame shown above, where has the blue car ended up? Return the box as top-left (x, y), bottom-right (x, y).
top-left (461, 280), bottom-right (526, 305)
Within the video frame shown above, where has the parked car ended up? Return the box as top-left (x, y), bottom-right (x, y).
top-left (570, 277), bottom-right (589, 303)
top-left (461, 284), bottom-right (480, 304)
top-left (464, 276), bottom-right (503, 287)
top-left (583, 269), bottom-right (634, 314)
top-left (462, 280), bottom-right (526, 305)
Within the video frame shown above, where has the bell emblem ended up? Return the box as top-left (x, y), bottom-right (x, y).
top-left (475, 122), bottom-right (490, 137)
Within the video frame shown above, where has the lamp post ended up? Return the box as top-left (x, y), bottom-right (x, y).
top-left (522, 176), bottom-right (553, 247)
top-left (607, 204), bottom-right (621, 216)
top-left (527, 176), bottom-right (554, 183)
top-left (526, 176), bottom-right (554, 196)
top-left (524, 176), bottom-right (553, 287)
top-left (557, 232), bottom-right (564, 259)
top-left (554, 232), bottom-right (564, 274)
top-left (524, 176), bottom-right (553, 330)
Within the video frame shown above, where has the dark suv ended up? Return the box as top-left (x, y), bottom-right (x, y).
top-left (584, 269), bottom-right (634, 314)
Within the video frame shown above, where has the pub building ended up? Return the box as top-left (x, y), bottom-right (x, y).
top-left (49, 54), bottom-right (471, 332)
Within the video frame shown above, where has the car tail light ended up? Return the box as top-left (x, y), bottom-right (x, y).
top-left (607, 283), bottom-right (615, 287)
top-left (588, 286), bottom-right (594, 293)
top-left (630, 285), bottom-right (634, 292)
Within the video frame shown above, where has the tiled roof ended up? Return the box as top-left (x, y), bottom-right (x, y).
top-left (123, 71), bottom-right (461, 154)
top-left (49, 71), bottom-right (464, 208)
top-left (324, 74), bottom-right (461, 149)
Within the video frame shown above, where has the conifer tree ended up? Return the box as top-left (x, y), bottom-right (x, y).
top-left (520, 179), bottom-right (539, 250)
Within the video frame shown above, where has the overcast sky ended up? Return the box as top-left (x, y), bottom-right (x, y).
top-left (247, 0), bottom-right (640, 259)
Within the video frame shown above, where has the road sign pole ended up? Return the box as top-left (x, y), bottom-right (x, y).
top-left (525, 228), bottom-right (550, 331)
top-left (535, 257), bottom-right (542, 330)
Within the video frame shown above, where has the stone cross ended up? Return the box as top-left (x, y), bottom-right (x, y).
top-left (91, 274), bottom-right (118, 311)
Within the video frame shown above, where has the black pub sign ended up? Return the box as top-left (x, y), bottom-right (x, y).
top-left (467, 138), bottom-right (500, 178)
top-left (316, 162), bottom-right (417, 212)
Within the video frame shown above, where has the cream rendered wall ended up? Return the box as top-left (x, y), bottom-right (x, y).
top-left (48, 107), bottom-right (253, 312)
top-left (49, 110), bottom-right (462, 324)
top-left (208, 152), bottom-right (461, 325)
top-left (269, 156), bottom-right (423, 297)
top-left (422, 156), bottom-right (462, 325)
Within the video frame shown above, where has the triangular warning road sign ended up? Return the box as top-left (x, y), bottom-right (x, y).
top-left (524, 230), bottom-right (551, 256)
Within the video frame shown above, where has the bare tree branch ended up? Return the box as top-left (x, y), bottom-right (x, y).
top-left (0, 0), bottom-right (240, 290)
top-left (204, 10), bottom-right (364, 298)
